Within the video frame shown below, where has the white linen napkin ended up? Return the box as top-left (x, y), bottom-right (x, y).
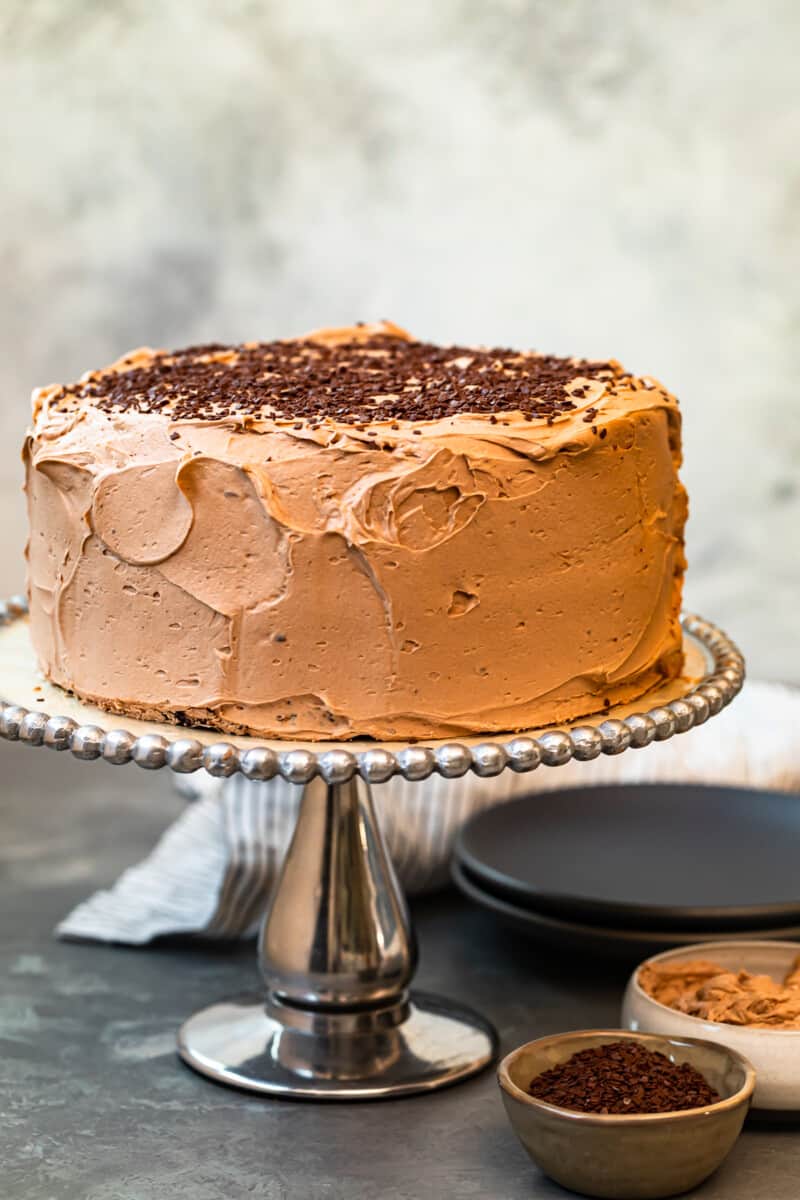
top-left (56, 681), bottom-right (800, 944)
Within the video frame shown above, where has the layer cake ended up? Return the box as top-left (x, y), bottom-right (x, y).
top-left (24, 322), bottom-right (687, 740)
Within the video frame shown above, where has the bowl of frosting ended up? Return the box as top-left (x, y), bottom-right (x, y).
top-left (623, 940), bottom-right (800, 1110)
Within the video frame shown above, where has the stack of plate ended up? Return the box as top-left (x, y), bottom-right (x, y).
top-left (452, 784), bottom-right (800, 958)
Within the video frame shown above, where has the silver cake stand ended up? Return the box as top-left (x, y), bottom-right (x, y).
top-left (0, 596), bottom-right (744, 1100)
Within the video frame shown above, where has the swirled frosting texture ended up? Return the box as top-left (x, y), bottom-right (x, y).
top-left (24, 323), bottom-right (687, 740)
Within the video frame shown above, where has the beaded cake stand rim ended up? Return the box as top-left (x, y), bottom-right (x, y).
top-left (0, 595), bottom-right (745, 784)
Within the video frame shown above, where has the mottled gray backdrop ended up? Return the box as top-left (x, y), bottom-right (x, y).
top-left (1, 1), bottom-right (797, 677)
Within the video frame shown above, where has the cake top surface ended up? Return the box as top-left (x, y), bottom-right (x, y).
top-left (35, 321), bottom-right (666, 430)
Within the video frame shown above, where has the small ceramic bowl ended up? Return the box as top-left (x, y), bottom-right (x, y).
top-left (623, 940), bottom-right (800, 1111)
top-left (498, 1029), bottom-right (754, 1200)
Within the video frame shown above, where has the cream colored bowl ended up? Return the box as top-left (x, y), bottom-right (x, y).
top-left (623, 940), bottom-right (800, 1110)
top-left (498, 1030), bottom-right (754, 1200)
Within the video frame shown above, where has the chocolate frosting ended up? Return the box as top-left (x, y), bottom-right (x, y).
top-left (24, 322), bottom-right (687, 740)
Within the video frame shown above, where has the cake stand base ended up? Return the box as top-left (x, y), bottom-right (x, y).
top-left (178, 991), bottom-right (497, 1099)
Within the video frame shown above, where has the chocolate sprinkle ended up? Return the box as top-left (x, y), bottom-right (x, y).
top-left (51, 333), bottom-right (621, 426)
top-left (527, 1042), bottom-right (720, 1115)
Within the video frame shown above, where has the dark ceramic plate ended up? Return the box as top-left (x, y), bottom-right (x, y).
top-left (452, 860), bottom-right (800, 959)
top-left (454, 784), bottom-right (800, 930)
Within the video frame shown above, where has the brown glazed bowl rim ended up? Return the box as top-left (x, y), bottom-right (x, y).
top-left (498, 1029), bottom-right (756, 1127)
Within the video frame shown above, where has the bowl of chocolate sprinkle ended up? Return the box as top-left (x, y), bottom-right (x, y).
top-left (498, 1029), bottom-right (754, 1199)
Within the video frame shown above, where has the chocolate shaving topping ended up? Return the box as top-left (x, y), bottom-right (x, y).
top-left (52, 333), bottom-right (621, 425)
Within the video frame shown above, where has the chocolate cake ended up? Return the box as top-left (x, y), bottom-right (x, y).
top-left (24, 322), bottom-right (687, 740)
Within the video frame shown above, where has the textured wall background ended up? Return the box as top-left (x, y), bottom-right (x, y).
top-left (1, 1), bottom-right (797, 677)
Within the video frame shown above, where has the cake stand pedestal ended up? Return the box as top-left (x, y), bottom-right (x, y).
top-left (178, 771), bottom-right (497, 1098)
top-left (0, 599), bottom-right (744, 1100)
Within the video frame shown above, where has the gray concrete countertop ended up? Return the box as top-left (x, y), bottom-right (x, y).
top-left (2, 740), bottom-right (798, 1199)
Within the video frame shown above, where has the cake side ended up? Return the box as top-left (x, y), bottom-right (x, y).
top-left (24, 323), bottom-right (687, 740)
